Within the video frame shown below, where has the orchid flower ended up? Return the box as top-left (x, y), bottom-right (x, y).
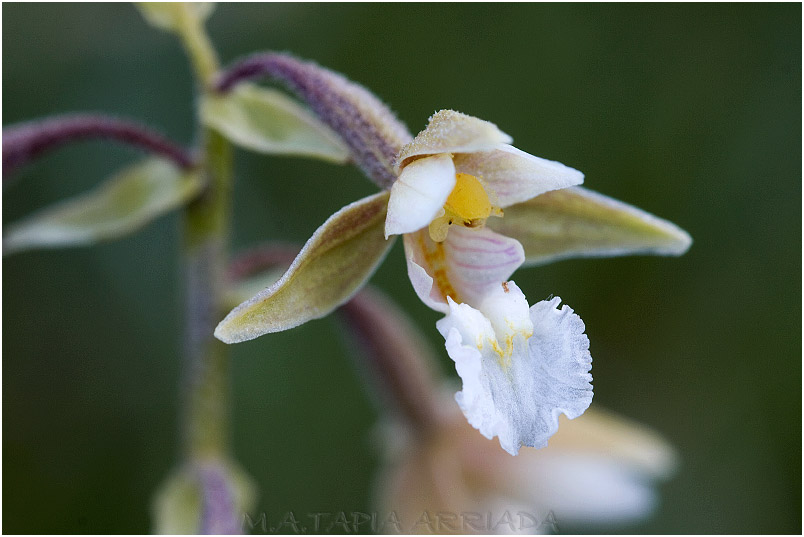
top-left (377, 403), bottom-right (679, 533)
top-left (211, 53), bottom-right (691, 455)
top-left (385, 110), bottom-right (593, 454)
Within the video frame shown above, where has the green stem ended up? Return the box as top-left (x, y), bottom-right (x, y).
top-left (176, 6), bottom-right (233, 460)
top-left (175, 3), bottom-right (219, 90)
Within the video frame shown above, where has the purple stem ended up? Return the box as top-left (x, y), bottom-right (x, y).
top-left (2, 113), bottom-right (195, 179)
top-left (215, 53), bottom-right (412, 190)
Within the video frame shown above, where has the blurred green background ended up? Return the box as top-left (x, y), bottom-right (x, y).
top-left (3, 3), bottom-right (800, 534)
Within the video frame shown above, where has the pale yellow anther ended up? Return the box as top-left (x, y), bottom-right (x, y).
top-left (428, 172), bottom-right (503, 242)
top-left (446, 173), bottom-right (493, 221)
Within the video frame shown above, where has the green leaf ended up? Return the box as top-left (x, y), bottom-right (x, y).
top-left (215, 191), bottom-right (393, 343)
top-left (136, 2), bottom-right (215, 32)
top-left (201, 84), bottom-right (351, 163)
top-left (488, 186), bottom-right (692, 267)
top-left (3, 158), bottom-right (203, 255)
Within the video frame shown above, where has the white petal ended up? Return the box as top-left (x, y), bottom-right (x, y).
top-left (453, 144), bottom-right (584, 207)
top-left (437, 294), bottom-right (593, 455)
top-left (385, 154), bottom-right (456, 238)
top-left (402, 227), bottom-right (525, 312)
top-left (517, 454), bottom-right (658, 525)
top-left (403, 253), bottom-right (451, 314)
top-left (543, 410), bottom-right (679, 480)
top-left (395, 110), bottom-right (512, 172)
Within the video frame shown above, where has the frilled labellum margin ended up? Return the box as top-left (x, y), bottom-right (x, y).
top-left (439, 293), bottom-right (592, 455)
top-left (212, 54), bottom-right (691, 455)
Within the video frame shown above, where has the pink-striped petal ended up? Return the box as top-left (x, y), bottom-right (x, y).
top-left (402, 226), bottom-right (524, 311)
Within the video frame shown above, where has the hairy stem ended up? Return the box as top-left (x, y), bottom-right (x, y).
top-left (2, 114), bottom-right (194, 178)
top-left (214, 52), bottom-right (413, 190)
top-left (181, 131), bottom-right (232, 460)
top-left (175, 6), bottom-right (233, 462)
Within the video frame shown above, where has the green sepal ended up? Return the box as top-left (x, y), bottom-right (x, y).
top-left (488, 186), bottom-right (692, 266)
top-left (201, 84), bottom-right (351, 163)
top-left (215, 191), bottom-right (393, 343)
top-left (3, 158), bottom-right (203, 255)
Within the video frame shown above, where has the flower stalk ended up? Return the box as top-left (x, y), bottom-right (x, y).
top-left (339, 289), bottom-right (444, 433)
top-left (2, 114), bottom-right (195, 178)
top-left (134, 6), bottom-right (259, 533)
top-left (173, 2), bottom-right (219, 91)
top-left (170, 3), bottom-right (233, 466)
top-left (214, 52), bottom-right (412, 189)
top-left (180, 20), bottom-right (232, 467)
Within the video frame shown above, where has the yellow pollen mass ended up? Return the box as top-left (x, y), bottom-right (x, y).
top-left (429, 172), bottom-right (503, 242)
top-left (446, 173), bottom-right (494, 221)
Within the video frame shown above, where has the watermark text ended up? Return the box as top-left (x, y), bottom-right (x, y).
top-left (242, 509), bottom-right (559, 534)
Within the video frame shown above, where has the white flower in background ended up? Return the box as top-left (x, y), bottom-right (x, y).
top-left (377, 401), bottom-right (678, 534)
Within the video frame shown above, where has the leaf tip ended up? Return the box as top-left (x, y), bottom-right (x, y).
top-left (652, 220), bottom-right (693, 257)
top-left (213, 315), bottom-right (246, 345)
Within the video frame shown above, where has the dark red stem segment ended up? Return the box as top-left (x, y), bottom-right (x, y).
top-left (339, 288), bottom-right (443, 432)
top-left (226, 241), bottom-right (300, 282)
top-left (2, 113), bottom-right (195, 178)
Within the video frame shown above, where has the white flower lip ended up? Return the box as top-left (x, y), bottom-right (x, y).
top-left (438, 292), bottom-right (593, 455)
